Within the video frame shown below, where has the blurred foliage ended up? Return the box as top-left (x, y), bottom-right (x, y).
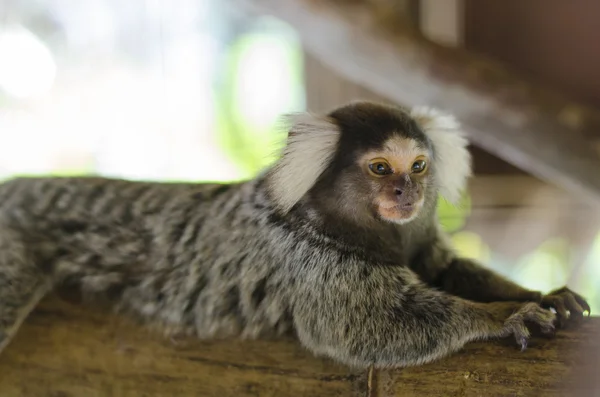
top-left (437, 190), bottom-right (472, 233)
top-left (451, 230), bottom-right (492, 263)
top-left (580, 233), bottom-right (600, 313)
top-left (514, 238), bottom-right (571, 293)
top-left (215, 18), bottom-right (305, 179)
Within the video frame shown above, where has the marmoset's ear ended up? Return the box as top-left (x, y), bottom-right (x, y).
top-left (266, 113), bottom-right (340, 213)
top-left (411, 107), bottom-right (472, 204)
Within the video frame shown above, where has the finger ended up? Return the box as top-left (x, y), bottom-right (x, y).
top-left (510, 324), bottom-right (530, 351)
top-left (539, 321), bottom-right (556, 336)
top-left (540, 296), bottom-right (553, 310)
top-left (583, 302), bottom-right (591, 316)
top-left (564, 294), bottom-right (584, 317)
top-left (546, 288), bottom-right (592, 316)
top-left (520, 336), bottom-right (528, 352)
top-left (572, 293), bottom-right (592, 315)
top-left (548, 297), bottom-right (569, 326)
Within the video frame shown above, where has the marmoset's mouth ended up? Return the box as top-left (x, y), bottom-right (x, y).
top-left (376, 200), bottom-right (421, 224)
top-left (378, 201), bottom-right (412, 209)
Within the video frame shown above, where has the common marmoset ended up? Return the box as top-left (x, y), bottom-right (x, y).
top-left (0, 101), bottom-right (590, 368)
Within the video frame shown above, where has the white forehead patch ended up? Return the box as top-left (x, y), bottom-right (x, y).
top-left (382, 136), bottom-right (427, 158)
top-left (359, 136), bottom-right (428, 172)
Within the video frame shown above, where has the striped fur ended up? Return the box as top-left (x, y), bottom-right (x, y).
top-left (0, 101), bottom-right (583, 369)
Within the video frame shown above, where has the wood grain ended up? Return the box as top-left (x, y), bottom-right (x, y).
top-left (375, 318), bottom-right (600, 397)
top-left (0, 296), bottom-right (366, 397)
top-left (229, 0), bottom-right (600, 207)
top-left (0, 297), bottom-right (598, 396)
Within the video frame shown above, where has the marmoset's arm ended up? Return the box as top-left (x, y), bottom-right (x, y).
top-left (292, 259), bottom-right (555, 368)
top-left (411, 231), bottom-right (590, 323)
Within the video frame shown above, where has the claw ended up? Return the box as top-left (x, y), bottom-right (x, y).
top-left (555, 314), bottom-right (566, 329)
top-left (565, 295), bottom-right (584, 316)
top-left (582, 302), bottom-right (592, 316)
top-left (520, 337), bottom-right (528, 351)
top-left (554, 299), bottom-right (569, 321)
top-left (545, 287), bottom-right (591, 321)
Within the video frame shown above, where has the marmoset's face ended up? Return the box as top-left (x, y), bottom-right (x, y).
top-left (358, 136), bottom-right (430, 224)
top-left (322, 103), bottom-right (434, 225)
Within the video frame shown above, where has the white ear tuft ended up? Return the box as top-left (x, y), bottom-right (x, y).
top-left (267, 112), bottom-right (340, 213)
top-left (410, 107), bottom-right (472, 204)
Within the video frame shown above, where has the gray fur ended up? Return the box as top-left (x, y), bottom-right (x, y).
top-left (0, 101), bottom-right (589, 368)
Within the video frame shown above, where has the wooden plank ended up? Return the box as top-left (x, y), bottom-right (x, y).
top-left (0, 296), bottom-right (366, 397)
top-left (1, 297), bottom-right (598, 396)
top-left (466, 175), bottom-right (580, 208)
top-left (463, 0), bottom-right (600, 112)
top-left (445, 175), bottom-right (600, 270)
top-left (375, 318), bottom-right (600, 397)
top-left (419, 0), bottom-right (463, 46)
top-left (229, 0), bottom-right (600, 207)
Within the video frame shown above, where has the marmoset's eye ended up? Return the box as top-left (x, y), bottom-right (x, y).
top-left (411, 159), bottom-right (427, 174)
top-left (368, 159), bottom-right (393, 176)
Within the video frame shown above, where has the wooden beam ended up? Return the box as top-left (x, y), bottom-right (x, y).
top-left (0, 296), bottom-right (599, 396)
top-left (229, 0), bottom-right (600, 207)
top-left (375, 319), bottom-right (600, 397)
top-left (0, 296), bottom-right (366, 396)
top-left (419, 0), bottom-right (464, 46)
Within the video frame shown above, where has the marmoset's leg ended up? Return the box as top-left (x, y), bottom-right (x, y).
top-left (0, 228), bottom-right (51, 353)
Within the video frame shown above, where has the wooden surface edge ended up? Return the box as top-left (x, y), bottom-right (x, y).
top-left (0, 296), bottom-right (598, 396)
